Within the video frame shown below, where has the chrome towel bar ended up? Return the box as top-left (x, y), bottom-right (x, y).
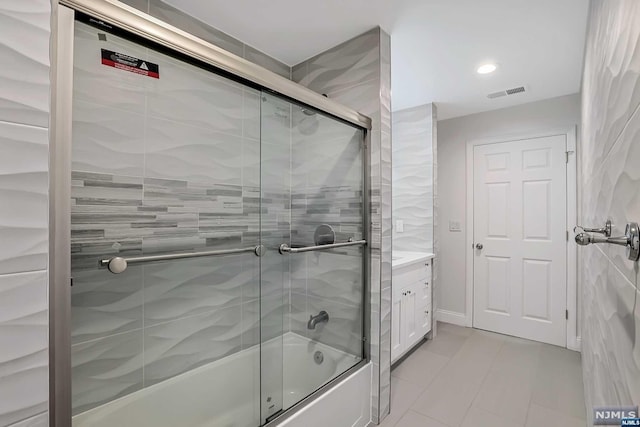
top-left (100, 245), bottom-right (265, 274)
top-left (279, 239), bottom-right (367, 254)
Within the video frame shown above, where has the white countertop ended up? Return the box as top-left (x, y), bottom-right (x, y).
top-left (392, 251), bottom-right (435, 268)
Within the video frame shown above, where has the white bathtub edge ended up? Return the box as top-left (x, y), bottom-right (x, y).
top-left (277, 362), bottom-right (372, 427)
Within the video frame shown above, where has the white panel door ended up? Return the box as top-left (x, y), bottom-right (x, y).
top-left (473, 135), bottom-right (567, 346)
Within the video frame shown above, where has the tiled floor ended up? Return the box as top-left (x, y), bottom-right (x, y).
top-left (380, 322), bottom-right (586, 427)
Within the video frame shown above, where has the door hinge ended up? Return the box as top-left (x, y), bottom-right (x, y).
top-left (566, 230), bottom-right (569, 241)
top-left (565, 309), bottom-right (568, 320)
top-left (566, 150), bottom-right (574, 164)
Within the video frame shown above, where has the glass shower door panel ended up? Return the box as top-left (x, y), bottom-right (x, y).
top-left (288, 103), bottom-right (365, 408)
top-left (259, 93), bottom-right (291, 423)
top-left (70, 20), bottom-right (261, 427)
top-left (261, 92), bottom-right (365, 418)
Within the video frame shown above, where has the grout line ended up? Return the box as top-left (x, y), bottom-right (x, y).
top-left (71, 326), bottom-right (144, 348)
top-left (457, 338), bottom-right (507, 426)
top-left (0, 118), bottom-right (50, 131)
top-left (585, 99), bottom-right (640, 188)
top-left (593, 244), bottom-right (638, 290)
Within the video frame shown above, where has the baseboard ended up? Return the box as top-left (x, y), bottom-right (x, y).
top-left (436, 309), bottom-right (467, 326)
top-left (568, 336), bottom-right (582, 352)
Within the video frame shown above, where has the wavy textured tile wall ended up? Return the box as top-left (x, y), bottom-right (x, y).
top-left (121, 0), bottom-right (291, 78)
top-left (392, 105), bottom-right (434, 253)
top-left (0, 1), bottom-right (50, 426)
top-left (581, 1), bottom-right (640, 424)
top-left (292, 27), bottom-right (393, 423)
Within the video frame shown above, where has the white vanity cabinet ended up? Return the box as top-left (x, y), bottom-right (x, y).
top-left (391, 252), bottom-right (434, 363)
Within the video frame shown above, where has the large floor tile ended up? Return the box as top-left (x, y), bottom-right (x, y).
top-left (396, 410), bottom-right (450, 427)
top-left (382, 377), bottom-right (427, 426)
top-left (531, 344), bottom-right (586, 420)
top-left (461, 404), bottom-right (524, 427)
top-left (392, 349), bottom-right (449, 387)
top-left (436, 329), bottom-right (504, 385)
top-left (525, 403), bottom-right (586, 427)
top-left (411, 375), bottom-right (481, 427)
top-left (389, 325), bottom-right (586, 427)
top-left (472, 339), bottom-right (541, 423)
top-left (419, 328), bottom-right (468, 358)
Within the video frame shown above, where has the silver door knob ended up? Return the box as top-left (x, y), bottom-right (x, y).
top-left (475, 243), bottom-right (483, 250)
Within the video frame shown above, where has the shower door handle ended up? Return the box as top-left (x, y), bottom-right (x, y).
top-left (100, 245), bottom-right (264, 274)
top-left (278, 239), bottom-right (367, 254)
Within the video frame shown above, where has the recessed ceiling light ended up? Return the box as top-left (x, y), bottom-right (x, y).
top-left (477, 63), bottom-right (497, 74)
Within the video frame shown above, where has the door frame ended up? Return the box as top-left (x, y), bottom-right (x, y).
top-left (464, 127), bottom-right (579, 350)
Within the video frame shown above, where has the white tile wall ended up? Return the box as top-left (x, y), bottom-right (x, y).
top-left (0, 1), bottom-right (50, 426)
top-left (392, 104), bottom-right (434, 253)
top-left (0, 122), bottom-right (49, 275)
top-left (581, 1), bottom-right (640, 424)
top-left (0, 272), bottom-right (49, 426)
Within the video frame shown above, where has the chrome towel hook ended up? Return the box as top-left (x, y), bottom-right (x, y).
top-left (573, 219), bottom-right (612, 237)
top-left (574, 222), bottom-right (640, 261)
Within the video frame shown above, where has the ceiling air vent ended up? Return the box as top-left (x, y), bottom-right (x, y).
top-left (506, 86), bottom-right (525, 95)
top-left (487, 91), bottom-right (507, 99)
top-left (487, 85), bottom-right (527, 99)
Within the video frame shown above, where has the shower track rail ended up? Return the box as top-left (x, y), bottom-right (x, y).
top-left (100, 245), bottom-right (264, 274)
top-left (279, 240), bottom-right (367, 254)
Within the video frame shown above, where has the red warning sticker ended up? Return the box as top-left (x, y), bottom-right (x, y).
top-left (101, 49), bottom-right (159, 79)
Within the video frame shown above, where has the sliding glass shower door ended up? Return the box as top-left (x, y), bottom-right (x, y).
top-left (70, 19), bottom-right (263, 427)
top-left (68, 16), bottom-right (365, 427)
top-left (260, 94), bottom-right (366, 422)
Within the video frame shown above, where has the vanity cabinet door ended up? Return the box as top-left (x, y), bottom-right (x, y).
top-left (417, 305), bottom-right (431, 336)
top-left (419, 278), bottom-right (431, 305)
top-left (391, 286), bottom-right (404, 361)
top-left (403, 286), bottom-right (418, 347)
top-left (392, 258), bottom-right (434, 363)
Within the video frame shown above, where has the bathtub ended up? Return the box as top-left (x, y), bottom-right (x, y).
top-left (73, 333), bottom-right (366, 427)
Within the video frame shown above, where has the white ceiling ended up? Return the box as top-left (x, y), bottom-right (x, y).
top-left (164, 0), bottom-right (589, 120)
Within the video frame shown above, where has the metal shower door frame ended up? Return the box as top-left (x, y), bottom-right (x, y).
top-left (49, 2), bottom-right (373, 426)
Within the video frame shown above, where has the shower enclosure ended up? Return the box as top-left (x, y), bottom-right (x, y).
top-left (51, 2), bottom-right (370, 426)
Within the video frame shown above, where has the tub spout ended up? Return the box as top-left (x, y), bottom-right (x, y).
top-left (307, 310), bottom-right (329, 329)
